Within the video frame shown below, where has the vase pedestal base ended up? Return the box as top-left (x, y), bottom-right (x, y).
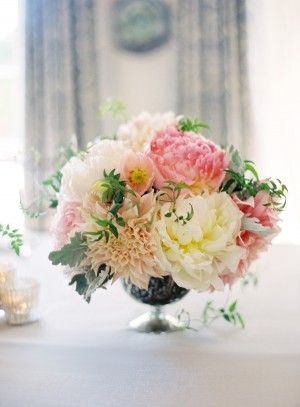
top-left (129, 307), bottom-right (184, 333)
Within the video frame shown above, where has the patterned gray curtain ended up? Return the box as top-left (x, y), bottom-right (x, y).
top-left (24, 0), bottom-right (101, 227)
top-left (175, 0), bottom-right (251, 151)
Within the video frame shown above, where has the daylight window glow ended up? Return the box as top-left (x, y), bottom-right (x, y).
top-left (0, 0), bottom-right (18, 40)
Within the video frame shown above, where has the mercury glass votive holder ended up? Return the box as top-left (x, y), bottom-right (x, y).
top-left (0, 277), bottom-right (40, 325)
top-left (0, 262), bottom-right (16, 310)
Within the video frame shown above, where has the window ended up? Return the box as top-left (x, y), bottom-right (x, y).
top-left (0, 0), bottom-right (23, 227)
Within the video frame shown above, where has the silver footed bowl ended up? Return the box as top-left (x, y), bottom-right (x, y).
top-left (122, 276), bottom-right (189, 333)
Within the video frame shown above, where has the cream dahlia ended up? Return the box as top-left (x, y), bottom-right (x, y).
top-left (82, 192), bottom-right (167, 289)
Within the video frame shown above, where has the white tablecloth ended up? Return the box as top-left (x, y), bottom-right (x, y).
top-left (0, 234), bottom-right (299, 407)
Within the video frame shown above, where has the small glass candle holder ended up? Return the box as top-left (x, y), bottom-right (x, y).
top-left (0, 262), bottom-right (16, 310)
top-left (0, 277), bottom-right (40, 325)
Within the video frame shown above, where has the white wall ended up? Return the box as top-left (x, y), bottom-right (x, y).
top-left (247, 0), bottom-right (300, 243)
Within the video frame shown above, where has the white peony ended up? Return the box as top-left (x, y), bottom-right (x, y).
top-left (117, 111), bottom-right (180, 152)
top-left (155, 192), bottom-right (245, 291)
top-left (59, 139), bottom-right (128, 203)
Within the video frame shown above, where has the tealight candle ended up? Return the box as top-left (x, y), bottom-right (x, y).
top-left (0, 277), bottom-right (40, 325)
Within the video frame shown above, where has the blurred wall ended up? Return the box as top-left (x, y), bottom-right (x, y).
top-left (98, 0), bottom-right (176, 120)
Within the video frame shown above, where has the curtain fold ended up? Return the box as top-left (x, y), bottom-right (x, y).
top-left (24, 0), bottom-right (101, 228)
top-left (175, 0), bottom-right (251, 151)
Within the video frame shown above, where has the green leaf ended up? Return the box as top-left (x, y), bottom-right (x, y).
top-left (114, 190), bottom-right (124, 204)
top-left (229, 300), bottom-right (237, 313)
top-left (245, 162), bottom-right (259, 180)
top-left (236, 313), bottom-right (245, 329)
top-left (109, 223), bottom-right (119, 238)
top-left (109, 204), bottom-right (123, 216)
top-left (220, 178), bottom-right (236, 193)
top-left (241, 216), bottom-right (273, 237)
top-left (116, 217), bottom-right (125, 226)
top-left (99, 98), bottom-right (127, 119)
top-left (69, 274), bottom-right (89, 297)
top-left (223, 313), bottom-right (231, 322)
top-left (49, 233), bottom-right (87, 267)
top-left (0, 223), bottom-right (23, 256)
top-left (95, 218), bottom-right (109, 227)
top-left (84, 266), bottom-right (111, 301)
top-left (178, 117), bottom-right (210, 132)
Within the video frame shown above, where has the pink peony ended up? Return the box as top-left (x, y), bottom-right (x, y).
top-left (147, 126), bottom-right (228, 191)
top-left (54, 201), bottom-right (84, 248)
top-left (121, 151), bottom-right (155, 195)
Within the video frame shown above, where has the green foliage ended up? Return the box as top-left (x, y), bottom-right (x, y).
top-left (241, 272), bottom-right (258, 288)
top-left (69, 265), bottom-right (112, 302)
top-left (69, 274), bottom-right (88, 296)
top-left (178, 117), bottom-right (210, 133)
top-left (221, 147), bottom-right (287, 211)
top-left (202, 300), bottom-right (245, 329)
top-left (99, 98), bottom-right (127, 120)
top-left (19, 199), bottom-right (45, 219)
top-left (158, 181), bottom-right (194, 225)
top-left (97, 169), bottom-right (134, 204)
top-left (42, 143), bottom-right (78, 209)
top-left (86, 170), bottom-right (134, 242)
top-left (48, 233), bottom-right (87, 267)
top-left (0, 224), bottom-right (23, 256)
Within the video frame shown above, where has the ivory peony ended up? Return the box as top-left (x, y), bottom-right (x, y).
top-left (156, 192), bottom-right (245, 291)
top-left (59, 140), bottom-right (128, 202)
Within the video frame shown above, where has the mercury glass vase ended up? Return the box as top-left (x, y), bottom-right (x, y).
top-left (122, 276), bottom-right (189, 333)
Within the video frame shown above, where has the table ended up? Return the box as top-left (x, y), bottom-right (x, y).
top-left (0, 233), bottom-right (299, 407)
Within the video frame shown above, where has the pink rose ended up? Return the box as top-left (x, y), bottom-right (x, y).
top-left (147, 126), bottom-right (227, 191)
top-left (234, 191), bottom-right (280, 272)
top-left (54, 202), bottom-right (84, 248)
top-left (219, 191), bottom-right (280, 287)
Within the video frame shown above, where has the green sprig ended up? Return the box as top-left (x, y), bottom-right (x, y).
top-left (0, 224), bottom-right (23, 256)
top-left (99, 98), bottom-right (127, 120)
top-left (221, 148), bottom-right (287, 210)
top-left (158, 181), bottom-right (194, 226)
top-left (42, 143), bottom-right (79, 209)
top-left (202, 300), bottom-right (245, 329)
top-left (178, 117), bottom-right (210, 133)
top-left (241, 272), bottom-right (258, 288)
top-left (20, 199), bottom-right (45, 219)
top-left (86, 170), bottom-right (134, 243)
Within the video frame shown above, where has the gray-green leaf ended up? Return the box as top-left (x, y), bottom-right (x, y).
top-left (241, 216), bottom-right (273, 237)
top-left (49, 233), bottom-right (87, 267)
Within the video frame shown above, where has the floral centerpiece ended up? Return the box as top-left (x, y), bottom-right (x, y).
top-left (49, 112), bottom-right (287, 321)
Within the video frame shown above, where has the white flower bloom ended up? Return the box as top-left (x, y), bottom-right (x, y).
top-left (117, 111), bottom-right (180, 151)
top-left (60, 139), bottom-right (128, 202)
top-left (155, 192), bottom-right (245, 291)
